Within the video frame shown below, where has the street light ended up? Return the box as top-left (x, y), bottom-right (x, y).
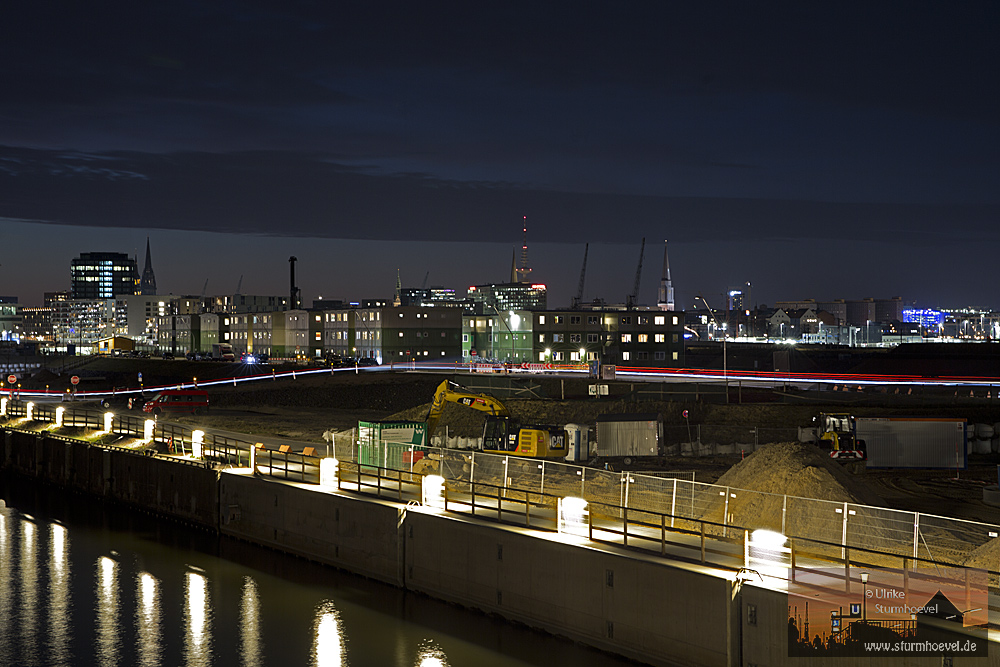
top-left (860, 571), bottom-right (869, 622)
top-left (696, 295), bottom-right (727, 404)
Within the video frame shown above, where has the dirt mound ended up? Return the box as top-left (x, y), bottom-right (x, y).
top-left (961, 537), bottom-right (999, 572)
top-left (716, 442), bottom-right (885, 506)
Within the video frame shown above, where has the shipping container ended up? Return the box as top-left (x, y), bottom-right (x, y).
top-left (595, 413), bottom-right (662, 462)
top-left (856, 417), bottom-right (967, 469)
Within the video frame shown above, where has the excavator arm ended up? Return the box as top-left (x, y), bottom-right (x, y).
top-left (425, 380), bottom-right (511, 437)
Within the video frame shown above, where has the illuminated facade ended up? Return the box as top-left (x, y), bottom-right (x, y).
top-left (70, 252), bottom-right (139, 300)
top-left (467, 282), bottom-right (547, 313)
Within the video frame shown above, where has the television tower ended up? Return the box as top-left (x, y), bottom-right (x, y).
top-left (656, 240), bottom-right (675, 311)
top-left (515, 217), bottom-right (532, 284)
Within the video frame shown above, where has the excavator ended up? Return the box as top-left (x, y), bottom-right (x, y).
top-left (425, 380), bottom-right (568, 458)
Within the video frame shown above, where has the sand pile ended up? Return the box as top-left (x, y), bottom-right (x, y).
top-left (716, 441), bottom-right (884, 505)
top-left (961, 537), bottom-right (999, 572)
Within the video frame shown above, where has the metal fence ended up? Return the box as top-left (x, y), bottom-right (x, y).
top-left (2, 398), bottom-right (997, 578)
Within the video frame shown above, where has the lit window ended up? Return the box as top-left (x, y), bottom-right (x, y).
top-left (539, 315), bottom-right (546, 325)
top-left (638, 334), bottom-right (648, 343)
top-left (672, 316), bottom-right (679, 326)
top-left (622, 351), bottom-right (630, 361)
top-left (620, 334), bottom-right (631, 343)
top-left (655, 334), bottom-right (665, 343)
top-left (654, 316), bottom-right (665, 325)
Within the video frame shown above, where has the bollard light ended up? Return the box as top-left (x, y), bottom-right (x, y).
top-left (55, 406), bottom-right (64, 428)
top-left (192, 430), bottom-right (204, 459)
top-left (250, 443), bottom-right (261, 473)
top-left (320, 457), bottom-right (339, 488)
top-left (421, 474), bottom-right (445, 508)
top-left (1, 397), bottom-right (6, 417)
top-left (104, 412), bottom-right (114, 434)
top-left (144, 419), bottom-right (154, 442)
top-left (26, 402), bottom-right (34, 421)
top-left (558, 496), bottom-right (589, 536)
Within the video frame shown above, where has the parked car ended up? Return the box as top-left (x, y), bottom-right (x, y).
top-left (142, 390), bottom-right (210, 416)
top-left (162, 351), bottom-right (175, 360)
top-left (356, 357), bottom-right (379, 367)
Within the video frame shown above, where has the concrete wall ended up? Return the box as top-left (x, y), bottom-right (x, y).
top-left (404, 509), bottom-right (735, 667)
top-left (219, 472), bottom-right (404, 586)
top-left (2, 429), bottom-right (218, 528)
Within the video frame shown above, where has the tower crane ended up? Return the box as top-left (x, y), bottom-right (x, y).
top-left (572, 243), bottom-right (589, 308)
top-left (626, 238), bottom-right (645, 309)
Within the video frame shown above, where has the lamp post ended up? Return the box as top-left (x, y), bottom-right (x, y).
top-left (860, 571), bottom-right (869, 622)
top-left (697, 295), bottom-right (727, 404)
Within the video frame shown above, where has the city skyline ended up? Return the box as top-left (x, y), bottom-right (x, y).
top-left (1, 3), bottom-right (997, 308)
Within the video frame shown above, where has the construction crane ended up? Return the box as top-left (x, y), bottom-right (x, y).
top-left (235, 274), bottom-right (243, 296)
top-left (421, 271), bottom-right (430, 289)
top-left (626, 237), bottom-right (645, 309)
top-left (200, 279), bottom-right (209, 298)
top-left (572, 243), bottom-right (589, 308)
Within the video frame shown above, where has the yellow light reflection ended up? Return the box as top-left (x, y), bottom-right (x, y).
top-left (185, 570), bottom-right (212, 667)
top-left (49, 523), bottom-right (71, 666)
top-left (20, 518), bottom-right (39, 664)
top-left (96, 555), bottom-right (120, 667)
top-left (313, 601), bottom-right (345, 667)
top-left (136, 572), bottom-right (161, 667)
top-left (414, 641), bottom-right (450, 667)
top-left (240, 577), bottom-right (262, 667)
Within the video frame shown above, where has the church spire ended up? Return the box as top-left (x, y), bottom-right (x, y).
top-left (139, 236), bottom-right (157, 295)
top-left (657, 239), bottom-right (675, 311)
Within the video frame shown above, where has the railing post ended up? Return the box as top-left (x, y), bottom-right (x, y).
top-left (781, 494), bottom-right (787, 535)
top-left (912, 512), bottom-right (920, 560)
top-left (588, 505), bottom-right (593, 541)
top-left (524, 495), bottom-right (530, 527)
top-left (790, 540), bottom-right (796, 581)
top-left (670, 478), bottom-right (677, 528)
top-left (622, 506), bottom-right (628, 546)
top-left (471, 482), bottom-right (476, 516)
top-left (660, 515), bottom-right (666, 556)
top-left (700, 522), bottom-right (706, 563)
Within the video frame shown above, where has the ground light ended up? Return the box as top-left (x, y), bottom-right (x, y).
top-left (1, 397), bottom-right (7, 417)
top-left (558, 496), bottom-right (588, 536)
top-left (143, 419), bottom-right (154, 442)
top-left (421, 475), bottom-right (445, 508)
top-left (55, 406), bottom-right (64, 428)
top-left (103, 412), bottom-right (113, 434)
top-left (747, 529), bottom-right (790, 579)
top-left (26, 402), bottom-right (34, 420)
top-left (320, 458), bottom-right (339, 488)
top-left (191, 430), bottom-right (204, 459)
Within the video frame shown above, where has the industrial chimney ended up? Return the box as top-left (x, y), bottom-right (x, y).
top-left (289, 256), bottom-right (300, 309)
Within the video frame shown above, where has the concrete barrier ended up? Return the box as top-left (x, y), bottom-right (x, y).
top-left (219, 470), bottom-right (404, 586)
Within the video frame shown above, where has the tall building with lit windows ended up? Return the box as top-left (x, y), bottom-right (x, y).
top-left (70, 252), bottom-right (139, 300)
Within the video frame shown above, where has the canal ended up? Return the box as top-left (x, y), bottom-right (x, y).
top-left (0, 472), bottom-right (639, 666)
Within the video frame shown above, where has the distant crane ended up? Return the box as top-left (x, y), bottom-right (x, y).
top-left (200, 278), bottom-right (208, 298)
top-left (421, 271), bottom-right (430, 289)
top-left (235, 274), bottom-right (243, 296)
top-left (626, 238), bottom-right (645, 309)
top-left (572, 243), bottom-right (589, 308)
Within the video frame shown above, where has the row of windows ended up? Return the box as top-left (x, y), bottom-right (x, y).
top-left (537, 332), bottom-right (679, 344)
top-left (538, 314), bottom-right (680, 326)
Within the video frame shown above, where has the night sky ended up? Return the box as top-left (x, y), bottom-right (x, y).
top-left (1, 2), bottom-right (997, 309)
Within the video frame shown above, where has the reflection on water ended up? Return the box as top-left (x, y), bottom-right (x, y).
top-left (313, 600), bottom-right (346, 667)
top-left (96, 555), bottom-right (120, 667)
top-left (415, 640), bottom-right (450, 667)
top-left (241, 576), bottom-right (263, 667)
top-left (185, 569), bottom-right (212, 667)
top-left (50, 523), bottom-right (71, 667)
top-left (136, 572), bottom-right (160, 667)
top-left (21, 517), bottom-right (38, 665)
top-left (0, 473), bottom-right (635, 667)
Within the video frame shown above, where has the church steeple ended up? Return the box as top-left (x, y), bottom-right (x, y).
top-left (140, 236), bottom-right (157, 295)
top-left (657, 239), bottom-right (675, 311)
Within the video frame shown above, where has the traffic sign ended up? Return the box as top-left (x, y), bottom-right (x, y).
top-left (70, 376), bottom-right (80, 385)
top-left (6, 374), bottom-right (15, 384)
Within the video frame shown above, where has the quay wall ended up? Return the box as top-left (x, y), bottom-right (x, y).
top-left (3, 428), bottom-right (995, 667)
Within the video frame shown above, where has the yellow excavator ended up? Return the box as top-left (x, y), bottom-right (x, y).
top-left (425, 380), bottom-right (567, 458)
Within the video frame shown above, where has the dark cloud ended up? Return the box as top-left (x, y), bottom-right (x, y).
top-left (1, 146), bottom-right (996, 248)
